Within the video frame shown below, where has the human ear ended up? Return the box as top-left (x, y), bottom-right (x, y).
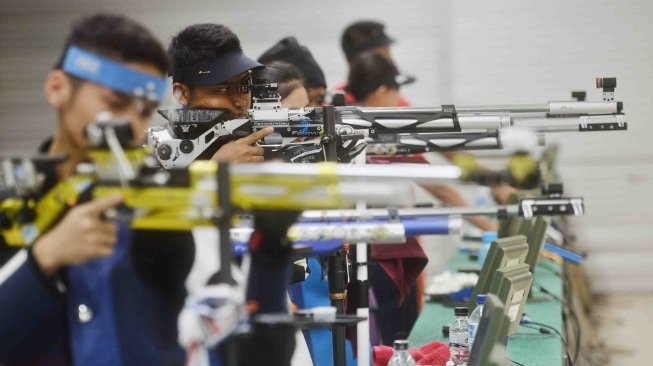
top-left (172, 83), bottom-right (190, 106)
top-left (44, 70), bottom-right (72, 110)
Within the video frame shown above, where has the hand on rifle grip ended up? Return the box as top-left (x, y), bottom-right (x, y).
top-left (211, 127), bottom-right (274, 163)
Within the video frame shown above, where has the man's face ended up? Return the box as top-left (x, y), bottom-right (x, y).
top-left (58, 61), bottom-right (162, 155)
top-left (307, 87), bottom-right (327, 107)
top-left (373, 46), bottom-right (392, 61)
top-left (183, 72), bottom-right (252, 119)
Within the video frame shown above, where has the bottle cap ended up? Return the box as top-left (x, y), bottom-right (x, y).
top-left (393, 339), bottom-right (410, 351)
top-left (477, 294), bottom-right (487, 305)
top-left (454, 306), bottom-right (468, 317)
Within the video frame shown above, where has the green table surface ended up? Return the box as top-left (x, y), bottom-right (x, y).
top-left (408, 251), bottom-right (563, 366)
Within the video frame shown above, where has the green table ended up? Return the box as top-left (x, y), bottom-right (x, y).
top-left (409, 251), bottom-right (564, 366)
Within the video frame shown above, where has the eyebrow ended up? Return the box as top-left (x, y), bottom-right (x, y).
top-left (106, 91), bottom-right (157, 113)
top-left (105, 90), bottom-right (133, 103)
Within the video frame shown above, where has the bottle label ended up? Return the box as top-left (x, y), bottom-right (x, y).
top-left (468, 324), bottom-right (478, 344)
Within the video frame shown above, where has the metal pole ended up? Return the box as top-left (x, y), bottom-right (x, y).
top-left (350, 104), bottom-right (547, 113)
top-left (215, 163), bottom-right (235, 285)
top-left (300, 198), bottom-right (582, 222)
top-left (328, 249), bottom-right (348, 366)
top-left (324, 104), bottom-right (346, 366)
top-left (354, 150), bottom-right (370, 366)
top-left (301, 206), bottom-right (521, 221)
top-left (323, 105), bottom-right (338, 162)
top-left (213, 163), bottom-right (236, 365)
top-left (351, 101), bottom-right (619, 115)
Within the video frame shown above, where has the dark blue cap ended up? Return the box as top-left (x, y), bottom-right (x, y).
top-left (172, 49), bottom-right (263, 86)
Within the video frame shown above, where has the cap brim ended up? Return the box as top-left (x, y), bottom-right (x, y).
top-left (379, 34), bottom-right (395, 47)
top-left (347, 33), bottom-right (395, 61)
top-left (219, 51), bottom-right (264, 83)
top-left (395, 73), bottom-right (416, 86)
top-left (175, 50), bottom-right (264, 86)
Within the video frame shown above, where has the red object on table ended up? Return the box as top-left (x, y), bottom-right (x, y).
top-left (372, 341), bottom-right (450, 366)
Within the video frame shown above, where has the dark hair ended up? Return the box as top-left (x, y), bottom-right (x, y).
top-left (255, 61), bottom-right (306, 99)
top-left (54, 14), bottom-right (168, 74)
top-left (341, 20), bottom-right (393, 62)
top-left (346, 51), bottom-right (399, 101)
top-left (258, 37), bottom-right (326, 89)
top-left (168, 23), bottom-right (241, 77)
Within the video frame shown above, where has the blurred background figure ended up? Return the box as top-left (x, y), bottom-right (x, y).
top-left (254, 61), bottom-right (309, 109)
top-left (254, 56), bottom-right (343, 365)
top-left (338, 20), bottom-right (414, 106)
top-left (341, 20), bottom-right (394, 63)
top-left (346, 51), bottom-right (405, 107)
top-left (258, 37), bottom-right (327, 107)
top-left (344, 49), bottom-right (425, 346)
top-left (345, 46), bottom-right (499, 347)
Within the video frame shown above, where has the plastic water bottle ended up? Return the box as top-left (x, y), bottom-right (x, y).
top-left (388, 339), bottom-right (416, 366)
top-left (468, 294), bottom-right (486, 350)
top-left (477, 231), bottom-right (498, 267)
top-left (449, 306), bottom-right (469, 365)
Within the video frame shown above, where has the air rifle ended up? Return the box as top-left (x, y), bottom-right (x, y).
top-left (148, 78), bottom-right (626, 168)
top-left (365, 77), bottom-right (625, 155)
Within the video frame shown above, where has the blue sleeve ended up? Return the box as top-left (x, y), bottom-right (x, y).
top-left (0, 248), bottom-right (65, 357)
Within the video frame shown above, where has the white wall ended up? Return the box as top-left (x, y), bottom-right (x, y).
top-left (1, 0), bottom-right (651, 293)
top-left (447, 0), bottom-right (653, 293)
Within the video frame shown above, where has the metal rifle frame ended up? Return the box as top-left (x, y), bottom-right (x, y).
top-left (323, 105), bottom-right (349, 366)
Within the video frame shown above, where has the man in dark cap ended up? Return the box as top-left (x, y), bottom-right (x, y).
top-left (168, 23), bottom-right (273, 162)
top-left (341, 20), bottom-right (395, 64)
top-left (338, 20), bottom-right (414, 106)
top-left (258, 37), bottom-right (328, 107)
top-left (346, 51), bottom-right (413, 107)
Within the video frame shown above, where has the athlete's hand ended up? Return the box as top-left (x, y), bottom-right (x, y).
top-left (212, 127), bottom-right (274, 163)
top-left (32, 194), bottom-right (123, 276)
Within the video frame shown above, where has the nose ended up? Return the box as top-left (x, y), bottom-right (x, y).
top-left (112, 108), bottom-right (142, 125)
